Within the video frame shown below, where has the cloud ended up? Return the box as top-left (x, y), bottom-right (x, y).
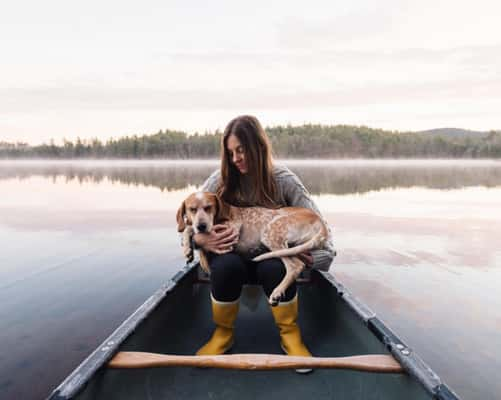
top-left (1, 72), bottom-right (500, 114)
top-left (275, 8), bottom-right (397, 49)
top-left (161, 43), bottom-right (501, 74)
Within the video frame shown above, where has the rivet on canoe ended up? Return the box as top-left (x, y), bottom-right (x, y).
top-left (401, 349), bottom-right (410, 356)
top-left (396, 344), bottom-right (404, 350)
top-left (107, 341), bottom-right (115, 345)
top-left (101, 346), bottom-right (110, 352)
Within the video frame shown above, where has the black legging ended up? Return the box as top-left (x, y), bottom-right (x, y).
top-left (208, 253), bottom-right (297, 302)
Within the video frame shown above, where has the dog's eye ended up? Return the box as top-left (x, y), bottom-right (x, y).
top-left (189, 207), bottom-right (197, 213)
top-left (204, 206), bottom-right (212, 212)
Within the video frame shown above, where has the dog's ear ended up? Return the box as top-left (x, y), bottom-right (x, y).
top-left (215, 194), bottom-right (231, 223)
top-left (176, 201), bottom-right (187, 232)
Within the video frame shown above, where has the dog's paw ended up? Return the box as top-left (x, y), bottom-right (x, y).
top-left (183, 247), bottom-right (194, 261)
top-left (269, 290), bottom-right (285, 307)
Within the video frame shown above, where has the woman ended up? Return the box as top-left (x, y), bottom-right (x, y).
top-left (192, 115), bottom-right (335, 372)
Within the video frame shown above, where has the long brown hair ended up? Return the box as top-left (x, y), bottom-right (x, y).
top-left (217, 115), bottom-right (279, 208)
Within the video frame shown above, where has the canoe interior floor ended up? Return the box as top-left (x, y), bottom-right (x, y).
top-left (74, 273), bottom-right (431, 400)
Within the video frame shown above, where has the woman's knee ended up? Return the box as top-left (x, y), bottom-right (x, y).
top-left (209, 253), bottom-right (247, 301)
top-left (255, 258), bottom-right (286, 282)
top-left (210, 253), bottom-right (247, 281)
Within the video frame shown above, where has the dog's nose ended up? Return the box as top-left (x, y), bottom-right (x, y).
top-left (197, 223), bottom-right (207, 232)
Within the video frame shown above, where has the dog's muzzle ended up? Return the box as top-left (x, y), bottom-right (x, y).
top-left (197, 223), bottom-right (208, 233)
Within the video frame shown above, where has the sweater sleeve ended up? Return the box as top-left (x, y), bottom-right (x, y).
top-left (280, 168), bottom-right (336, 271)
top-left (200, 169), bottom-right (221, 193)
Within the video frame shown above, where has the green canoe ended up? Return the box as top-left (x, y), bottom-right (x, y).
top-left (47, 263), bottom-right (459, 399)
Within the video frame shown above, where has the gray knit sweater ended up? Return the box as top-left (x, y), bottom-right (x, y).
top-left (201, 164), bottom-right (335, 271)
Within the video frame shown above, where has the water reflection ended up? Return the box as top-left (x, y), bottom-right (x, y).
top-left (1, 159), bottom-right (501, 194)
top-left (1, 160), bottom-right (501, 400)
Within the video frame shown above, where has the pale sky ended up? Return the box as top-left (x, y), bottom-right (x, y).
top-left (1, 0), bottom-right (500, 144)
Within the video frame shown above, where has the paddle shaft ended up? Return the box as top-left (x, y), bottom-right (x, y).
top-left (109, 352), bottom-right (403, 373)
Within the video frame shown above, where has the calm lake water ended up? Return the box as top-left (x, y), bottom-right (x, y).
top-left (1, 159), bottom-right (501, 399)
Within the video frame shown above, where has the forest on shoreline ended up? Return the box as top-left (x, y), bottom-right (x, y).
top-left (1, 124), bottom-right (501, 159)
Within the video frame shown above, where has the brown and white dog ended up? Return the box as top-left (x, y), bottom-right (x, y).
top-left (176, 192), bottom-right (328, 305)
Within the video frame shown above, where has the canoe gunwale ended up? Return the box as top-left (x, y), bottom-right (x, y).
top-left (318, 271), bottom-right (459, 400)
top-left (46, 261), bottom-right (199, 400)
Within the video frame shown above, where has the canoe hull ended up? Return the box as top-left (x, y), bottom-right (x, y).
top-left (47, 264), bottom-right (458, 400)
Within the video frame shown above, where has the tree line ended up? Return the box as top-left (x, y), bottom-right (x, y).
top-left (1, 125), bottom-right (501, 159)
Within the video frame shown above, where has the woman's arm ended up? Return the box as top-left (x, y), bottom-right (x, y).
top-left (193, 224), bottom-right (239, 254)
top-left (278, 166), bottom-right (336, 271)
top-left (200, 169), bottom-right (220, 193)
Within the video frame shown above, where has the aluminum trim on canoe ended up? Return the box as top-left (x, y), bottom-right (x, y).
top-left (318, 270), bottom-right (460, 400)
top-left (435, 384), bottom-right (460, 400)
top-left (46, 261), bottom-right (198, 400)
top-left (368, 318), bottom-right (443, 394)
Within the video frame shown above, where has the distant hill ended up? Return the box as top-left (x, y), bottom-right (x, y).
top-left (417, 128), bottom-right (488, 139)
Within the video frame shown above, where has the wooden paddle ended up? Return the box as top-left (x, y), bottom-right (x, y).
top-left (108, 352), bottom-right (403, 373)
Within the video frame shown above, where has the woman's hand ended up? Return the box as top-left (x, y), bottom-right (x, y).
top-left (193, 224), bottom-right (239, 254)
top-left (298, 252), bottom-right (314, 267)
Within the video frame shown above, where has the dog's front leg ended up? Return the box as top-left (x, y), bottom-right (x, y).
top-left (269, 256), bottom-right (304, 306)
top-left (182, 226), bottom-right (194, 262)
top-left (199, 251), bottom-right (210, 274)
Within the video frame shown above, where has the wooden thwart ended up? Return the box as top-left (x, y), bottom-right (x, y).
top-left (108, 352), bottom-right (404, 373)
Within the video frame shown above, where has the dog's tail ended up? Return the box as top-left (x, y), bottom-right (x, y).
top-left (252, 231), bottom-right (326, 262)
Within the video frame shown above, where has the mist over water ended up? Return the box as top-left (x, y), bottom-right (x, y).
top-left (2, 159), bottom-right (501, 194)
top-left (1, 159), bottom-right (500, 399)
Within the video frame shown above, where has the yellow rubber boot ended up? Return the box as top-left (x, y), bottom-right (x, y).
top-left (270, 294), bottom-right (312, 373)
top-left (196, 295), bottom-right (239, 355)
